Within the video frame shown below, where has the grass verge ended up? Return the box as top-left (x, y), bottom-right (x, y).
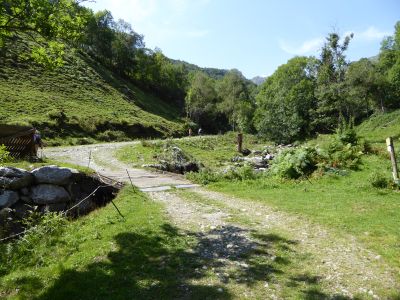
top-left (206, 154), bottom-right (400, 272)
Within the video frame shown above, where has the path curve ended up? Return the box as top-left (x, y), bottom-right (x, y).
top-left (45, 142), bottom-right (197, 191)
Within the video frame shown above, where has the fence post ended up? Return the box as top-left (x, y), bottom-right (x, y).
top-left (237, 133), bottom-right (243, 153)
top-left (386, 137), bottom-right (399, 183)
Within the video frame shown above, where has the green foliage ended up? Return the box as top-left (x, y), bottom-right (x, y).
top-left (368, 172), bottom-right (390, 189)
top-left (0, 212), bottom-right (67, 274)
top-left (216, 69), bottom-right (255, 132)
top-left (255, 57), bottom-right (317, 144)
top-left (0, 145), bottom-right (11, 164)
top-left (314, 32), bottom-right (354, 131)
top-left (186, 168), bottom-right (222, 185)
top-left (270, 147), bottom-right (319, 179)
top-left (0, 0), bottom-right (89, 67)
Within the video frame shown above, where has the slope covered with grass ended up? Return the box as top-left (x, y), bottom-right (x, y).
top-left (0, 37), bottom-right (185, 145)
top-left (356, 110), bottom-right (400, 144)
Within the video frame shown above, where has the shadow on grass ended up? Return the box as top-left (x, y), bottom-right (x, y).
top-left (7, 223), bottom-right (384, 299)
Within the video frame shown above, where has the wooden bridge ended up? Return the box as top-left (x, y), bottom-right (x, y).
top-left (0, 125), bottom-right (35, 158)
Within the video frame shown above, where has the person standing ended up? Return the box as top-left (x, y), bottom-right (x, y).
top-left (33, 129), bottom-right (43, 157)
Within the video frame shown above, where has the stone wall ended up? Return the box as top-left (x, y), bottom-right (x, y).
top-left (0, 166), bottom-right (119, 239)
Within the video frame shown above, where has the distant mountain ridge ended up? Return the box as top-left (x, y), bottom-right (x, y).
top-left (251, 76), bottom-right (266, 85)
top-left (170, 59), bottom-right (229, 80)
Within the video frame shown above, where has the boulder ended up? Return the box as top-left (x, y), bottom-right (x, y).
top-left (244, 156), bottom-right (268, 168)
top-left (0, 208), bottom-right (14, 236)
top-left (153, 146), bottom-right (201, 174)
top-left (31, 184), bottom-right (71, 204)
top-left (241, 148), bottom-right (251, 156)
top-left (12, 202), bottom-right (35, 219)
top-left (0, 167), bottom-right (33, 189)
top-left (32, 165), bottom-right (79, 185)
top-left (0, 190), bottom-right (19, 208)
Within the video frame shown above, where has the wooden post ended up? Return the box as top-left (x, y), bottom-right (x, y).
top-left (87, 150), bottom-right (92, 169)
top-left (386, 137), bottom-right (399, 182)
top-left (237, 133), bottom-right (243, 153)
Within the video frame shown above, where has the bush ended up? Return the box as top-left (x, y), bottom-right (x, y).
top-left (0, 145), bottom-right (11, 164)
top-left (97, 130), bottom-right (128, 142)
top-left (321, 129), bottom-right (365, 170)
top-left (369, 173), bottom-right (390, 189)
top-left (270, 147), bottom-right (319, 179)
top-left (186, 168), bottom-right (222, 185)
top-left (222, 165), bottom-right (259, 181)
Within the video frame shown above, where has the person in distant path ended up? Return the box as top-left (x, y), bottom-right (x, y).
top-left (188, 128), bottom-right (192, 136)
top-left (33, 129), bottom-right (43, 157)
top-left (198, 128), bottom-right (202, 136)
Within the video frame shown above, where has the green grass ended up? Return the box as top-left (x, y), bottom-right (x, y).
top-left (207, 154), bottom-right (400, 271)
top-left (0, 187), bottom-right (232, 299)
top-left (356, 110), bottom-right (400, 143)
top-left (117, 133), bottom-right (270, 169)
top-left (0, 36), bottom-right (184, 146)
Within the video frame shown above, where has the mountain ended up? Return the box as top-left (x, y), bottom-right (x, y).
top-left (251, 76), bottom-right (266, 85)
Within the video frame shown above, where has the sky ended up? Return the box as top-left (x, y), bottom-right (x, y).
top-left (83, 0), bottom-right (400, 79)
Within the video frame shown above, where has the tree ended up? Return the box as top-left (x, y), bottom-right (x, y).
top-left (377, 21), bottom-right (400, 111)
top-left (254, 56), bottom-right (317, 144)
top-left (0, 0), bottom-right (89, 67)
top-left (185, 71), bottom-right (218, 123)
top-left (216, 69), bottom-right (254, 132)
top-left (345, 58), bottom-right (386, 116)
top-left (315, 32), bottom-right (354, 131)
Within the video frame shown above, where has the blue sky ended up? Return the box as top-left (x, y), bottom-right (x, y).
top-left (84, 0), bottom-right (400, 79)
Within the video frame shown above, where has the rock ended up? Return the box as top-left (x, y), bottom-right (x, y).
top-left (0, 208), bottom-right (14, 235)
top-left (20, 195), bottom-right (32, 203)
top-left (264, 154), bottom-right (274, 160)
top-left (0, 190), bottom-right (19, 208)
top-left (244, 156), bottom-right (267, 168)
top-left (151, 146), bottom-right (201, 174)
top-left (12, 202), bottom-right (34, 219)
top-left (0, 167), bottom-right (33, 189)
top-left (20, 187), bottom-right (30, 196)
top-left (32, 165), bottom-right (79, 185)
top-left (252, 150), bottom-right (263, 155)
top-left (241, 148), bottom-right (251, 156)
top-left (31, 184), bottom-right (71, 204)
top-left (231, 156), bottom-right (244, 162)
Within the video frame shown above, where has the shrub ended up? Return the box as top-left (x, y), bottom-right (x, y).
top-left (270, 147), bottom-right (319, 179)
top-left (222, 165), bottom-right (259, 181)
top-left (0, 145), bottom-right (11, 164)
top-left (97, 130), bottom-right (127, 142)
top-left (321, 128), bottom-right (365, 170)
top-left (369, 173), bottom-right (390, 189)
top-left (186, 168), bottom-right (222, 185)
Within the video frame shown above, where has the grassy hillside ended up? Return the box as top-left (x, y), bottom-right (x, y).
top-left (356, 110), bottom-right (400, 144)
top-left (0, 37), bottom-right (185, 145)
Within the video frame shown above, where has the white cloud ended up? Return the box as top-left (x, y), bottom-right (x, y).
top-left (355, 26), bottom-right (391, 41)
top-left (279, 37), bottom-right (324, 55)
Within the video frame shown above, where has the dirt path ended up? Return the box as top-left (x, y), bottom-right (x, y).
top-left (46, 142), bottom-right (399, 299)
top-left (45, 142), bottom-right (196, 191)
